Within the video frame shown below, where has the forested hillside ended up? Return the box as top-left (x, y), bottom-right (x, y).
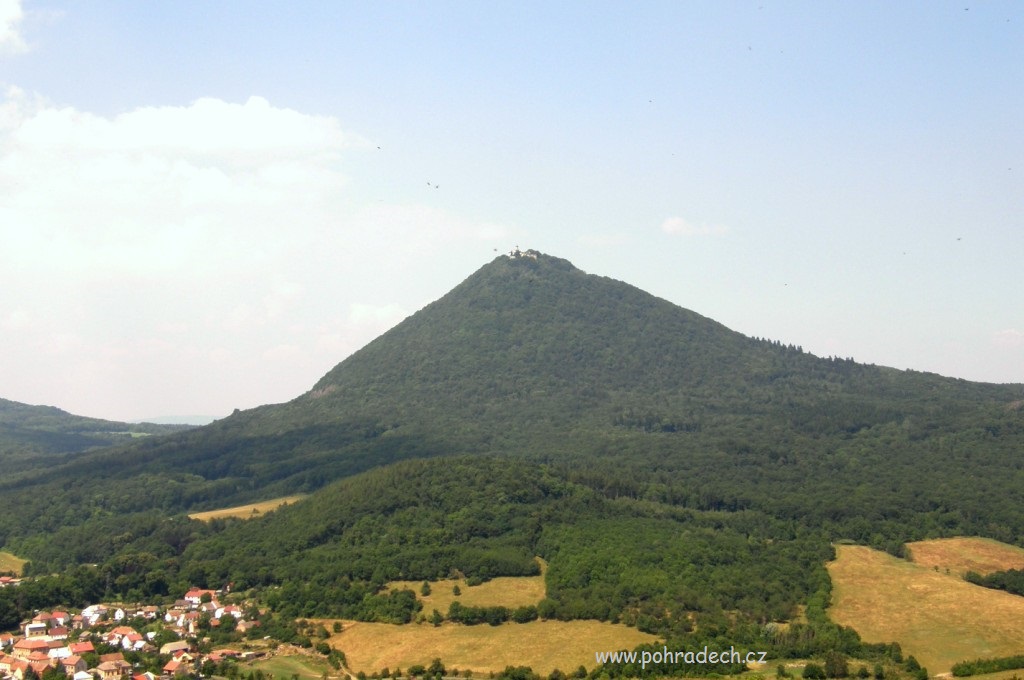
top-left (1, 251), bottom-right (1023, 657)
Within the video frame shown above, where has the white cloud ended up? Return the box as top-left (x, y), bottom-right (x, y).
top-left (0, 91), bottom-right (358, 278)
top-left (0, 0), bottom-right (27, 54)
top-left (660, 216), bottom-right (728, 237)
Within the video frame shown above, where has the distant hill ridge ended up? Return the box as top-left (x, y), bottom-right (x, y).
top-left (0, 397), bottom-right (194, 471)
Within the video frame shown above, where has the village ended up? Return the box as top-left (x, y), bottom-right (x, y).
top-left (0, 586), bottom-right (272, 680)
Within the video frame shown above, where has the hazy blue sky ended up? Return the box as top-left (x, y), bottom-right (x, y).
top-left (2, 1), bottom-right (1022, 422)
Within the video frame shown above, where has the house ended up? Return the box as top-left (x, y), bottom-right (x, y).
top-left (68, 641), bottom-right (95, 656)
top-left (0, 576), bottom-right (22, 587)
top-left (214, 604), bottom-right (243, 620)
top-left (206, 649), bottom-right (241, 663)
top-left (162, 658), bottom-right (190, 677)
top-left (120, 632), bottom-right (145, 652)
top-left (182, 588), bottom-right (217, 606)
top-left (23, 622), bottom-right (47, 638)
top-left (81, 605), bottom-right (108, 626)
top-left (12, 638), bottom-right (50, 660)
top-left (30, 612), bottom-right (53, 627)
top-left (158, 641), bottom-right (189, 656)
top-left (96, 660), bottom-right (131, 680)
top-left (138, 606), bottom-right (160, 620)
top-left (235, 620), bottom-right (259, 634)
top-left (60, 654), bottom-right (87, 675)
top-left (5, 658), bottom-right (28, 680)
top-left (48, 626), bottom-right (69, 641)
top-left (28, 659), bottom-right (54, 677)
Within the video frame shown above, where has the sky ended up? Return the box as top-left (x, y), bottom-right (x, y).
top-left (1, 1), bottom-right (1022, 423)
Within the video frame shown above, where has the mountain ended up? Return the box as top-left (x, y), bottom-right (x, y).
top-left (3, 250), bottom-right (1024, 662)
top-left (2, 251), bottom-right (1023, 580)
top-left (0, 397), bottom-right (195, 472)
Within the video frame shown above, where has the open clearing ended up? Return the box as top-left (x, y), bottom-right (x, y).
top-left (0, 551), bottom-right (26, 575)
top-left (249, 652), bottom-right (335, 680)
top-left (828, 544), bottom-right (1024, 674)
top-left (188, 495), bottom-right (307, 522)
top-left (387, 559), bottom-right (547, 613)
top-left (906, 537), bottom-right (1024, 577)
top-left (329, 619), bottom-right (658, 675)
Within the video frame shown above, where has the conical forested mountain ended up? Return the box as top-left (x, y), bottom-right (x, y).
top-left (2, 251), bottom-right (1023, 577)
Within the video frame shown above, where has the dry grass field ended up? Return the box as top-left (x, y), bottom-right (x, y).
top-left (329, 619), bottom-right (658, 676)
top-left (387, 559), bottom-right (547, 613)
top-left (349, 560), bottom-right (659, 676)
top-left (906, 537), bottom-right (1024, 577)
top-left (188, 495), bottom-right (307, 522)
top-left (828, 544), bottom-right (1024, 674)
top-left (0, 550), bottom-right (26, 575)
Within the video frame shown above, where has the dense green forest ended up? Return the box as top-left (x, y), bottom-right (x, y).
top-left (2, 252), bottom-right (1023, 664)
top-left (964, 567), bottom-right (1024, 597)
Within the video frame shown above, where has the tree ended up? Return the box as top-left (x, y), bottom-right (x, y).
top-left (803, 663), bottom-right (826, 680)
top-left (825, 651), bottom-right (849, 678)
top-left (427, 659), bottom-right (446, 677)
top-left (420, 581), bottom-right (432, 596)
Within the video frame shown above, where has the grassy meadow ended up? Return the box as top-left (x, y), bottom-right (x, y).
top-left (329, 619), bottom-right (657, 676)
top-left (387, 559), bottom-right (547, 613)
top-left (188, 495), bottom-right (307, 522)
top-left (336, 560), bottom-right (657, 675)
top-left (0, 550), bottom-right (26, 575)
top-left (248, 653), bottom-right (336, 680)
top-left (906, 537), bottom-right (1024, 577)
top-left (827, 543), bottom-right (1024, 674)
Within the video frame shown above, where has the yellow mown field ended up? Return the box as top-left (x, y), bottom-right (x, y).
top-left (827, 544), bottom-right (1024, 675)
top-left (906, 537), bottom-right (1024, 577)
top-left (0, 550), bottom-right (27, 575)
top-left (387, 559), bottom-right (547, 613)
top-left (329, 619), bottom-right (658, 676)
top-left (188, 495), bottom-right (307, 521)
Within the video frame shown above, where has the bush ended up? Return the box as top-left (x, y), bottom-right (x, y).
top-left (804, 663), bottom-right (826, 680)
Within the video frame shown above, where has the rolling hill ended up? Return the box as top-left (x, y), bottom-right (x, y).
top-left (0, 397), bottom-right (194, 473)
